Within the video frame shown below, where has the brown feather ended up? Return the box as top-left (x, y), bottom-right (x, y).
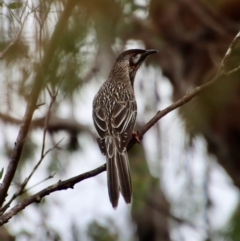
top-left (92, 49), bottom-right (157, 208)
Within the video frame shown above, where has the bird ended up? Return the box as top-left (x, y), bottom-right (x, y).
top-left (92, 49), bottom-right (158, 208)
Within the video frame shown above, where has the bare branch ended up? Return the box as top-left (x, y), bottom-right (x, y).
top-left (1, 10), bottom-right (240, 226)
top-left (217, 30), bottom-right (240, 76)
top-left (0, 0), bottom-right (77, 207)
top-left (0, 113), bottom-right (21, 125)
top-left (0, 113), bottom-right (94, 137)
top-left (1, 62), bottom-right (239, 223)
top-left (1, 79), bottom-right (63, 213)
top-left (0, 140), bottom-right (64, 213)
top-left (40, 88), bottom-right (59, 158)
top-left (128, 69), bottom-right (239, 149)
top-left (24, 173), bottom-right (56, 192)
top-left (0, 91), bottom-right (62, 215)
top-left (0, 164), bottom-right (106, 225)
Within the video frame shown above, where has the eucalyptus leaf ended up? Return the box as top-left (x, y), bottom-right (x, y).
top-left (7, 1), bottom-right (23, 9)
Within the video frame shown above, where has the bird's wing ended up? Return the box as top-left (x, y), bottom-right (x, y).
top-left (93, 106), bottom-right (107, 138)
top-left (111, 99), bottom-right (137, 151)
top-left (93, 98), bottom-right (137, 153)
top-left (93, 106), bottom-right (108, 155)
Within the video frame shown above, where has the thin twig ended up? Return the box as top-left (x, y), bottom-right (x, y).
top-left (0, 138), bottom-right (64, 215)
top-left (0, 164), bottom-right (106, 226)
top-left (23, 173), bottom-right (56, 193)
top-left (0, 80), bottom-right (62, 214)
top-left (0, 63), bottom-right (240, 224)
top-left (41, 88), bottom-right (57, 158)
top-left (0, 0), bottom-right (76, 207)
top-left (217, 30), bottom-right (240, 76)
top-left (128, 66), bottom-right (240, 150)
top-left (43, 138), bottom-right (64, 157)
top-left (1, 16), bottom-right (240, 227)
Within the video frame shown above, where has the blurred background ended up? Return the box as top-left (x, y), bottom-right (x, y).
top-left (1, 0), bottom-right (240, 240)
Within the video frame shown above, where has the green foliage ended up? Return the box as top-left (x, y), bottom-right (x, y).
top-left (0, 40), bottom-right (29, 64)
top-left (7, 1), bottom-right (23, 9)
top-left (0, 167), bottom-right (4, 179)
top-left (1, 0), bottom-right (240, 241)
top-left (87, 221), bottom-right (119, 241)
top-left (47, 6), bottom-right (95, 97)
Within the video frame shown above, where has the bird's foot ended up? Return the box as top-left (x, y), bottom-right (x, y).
top-left (132, 131), bottom-right (141, 144)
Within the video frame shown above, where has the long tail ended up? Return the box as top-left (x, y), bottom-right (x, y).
top-left (106, 136), bottom-right (132, 209)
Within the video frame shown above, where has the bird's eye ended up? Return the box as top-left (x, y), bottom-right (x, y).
top-left (130, 54), bottom-right (141, 66)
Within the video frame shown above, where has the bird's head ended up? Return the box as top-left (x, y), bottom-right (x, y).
top-left (109, 49), bottom-right (158, 86)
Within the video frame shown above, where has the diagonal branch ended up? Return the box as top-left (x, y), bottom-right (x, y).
top-left (0, 140), bottom-right (63, 215)
top-left (0, 164), bottom-right (106, 226)
top-left (0, 18), bottom-right (239, 227)
top-left (0, 87), bottom-right (62, 214)
top-left (217, 30), bottom-right (240, 76)
top-left (0, 63), bottom-right (239, 225)
top-left (128, 67), bottom-right (240, 149)
top-left (0, 0), bottom-right (77, 207)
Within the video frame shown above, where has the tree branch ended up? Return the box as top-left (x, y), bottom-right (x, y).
top-left (128, 66), bottom-right (240, 149)
top-left (1, 62), bottom-right (239, 225)
top-left (0, 0), bottom-right (77, 207)
top-left (0, 88), bottom-right (61, 214)
top-left (0, 164), bottom-right (106, 225)
top-left (217, 30), bottom-right (240, 76)
top-left (0, 113), bottom-right (94, 136)
top-left (1, 14), bottom-right (240, 227)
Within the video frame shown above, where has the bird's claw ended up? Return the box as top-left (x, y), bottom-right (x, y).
top-left (132, 131), bottom-right (141, 144)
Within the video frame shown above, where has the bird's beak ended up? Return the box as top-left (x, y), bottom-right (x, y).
top-left (145, 49), bottom-right (159, 55)
top-left (137, 49), bottom-right (158, 65)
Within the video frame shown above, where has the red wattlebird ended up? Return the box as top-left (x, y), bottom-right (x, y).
top-left (92, 49), bottom-right (158, 208)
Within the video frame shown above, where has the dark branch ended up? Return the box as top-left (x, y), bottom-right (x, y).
top-left (0, 164), bottom-right (106, 225)
top-left (128, 67), bottom-right (240, 150)
top-left (0, 114), bottom-right (94, 137)
top-left (1, 63), bottom-right (239, 225)
top-left (0, 88), bottom-right (60, 214)
top-left (1, 15), bottom-right (240, 227)
top-left (0, 0), bottom-right (76, 207)
top-left (218, 31), bottom-right (240, 76)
